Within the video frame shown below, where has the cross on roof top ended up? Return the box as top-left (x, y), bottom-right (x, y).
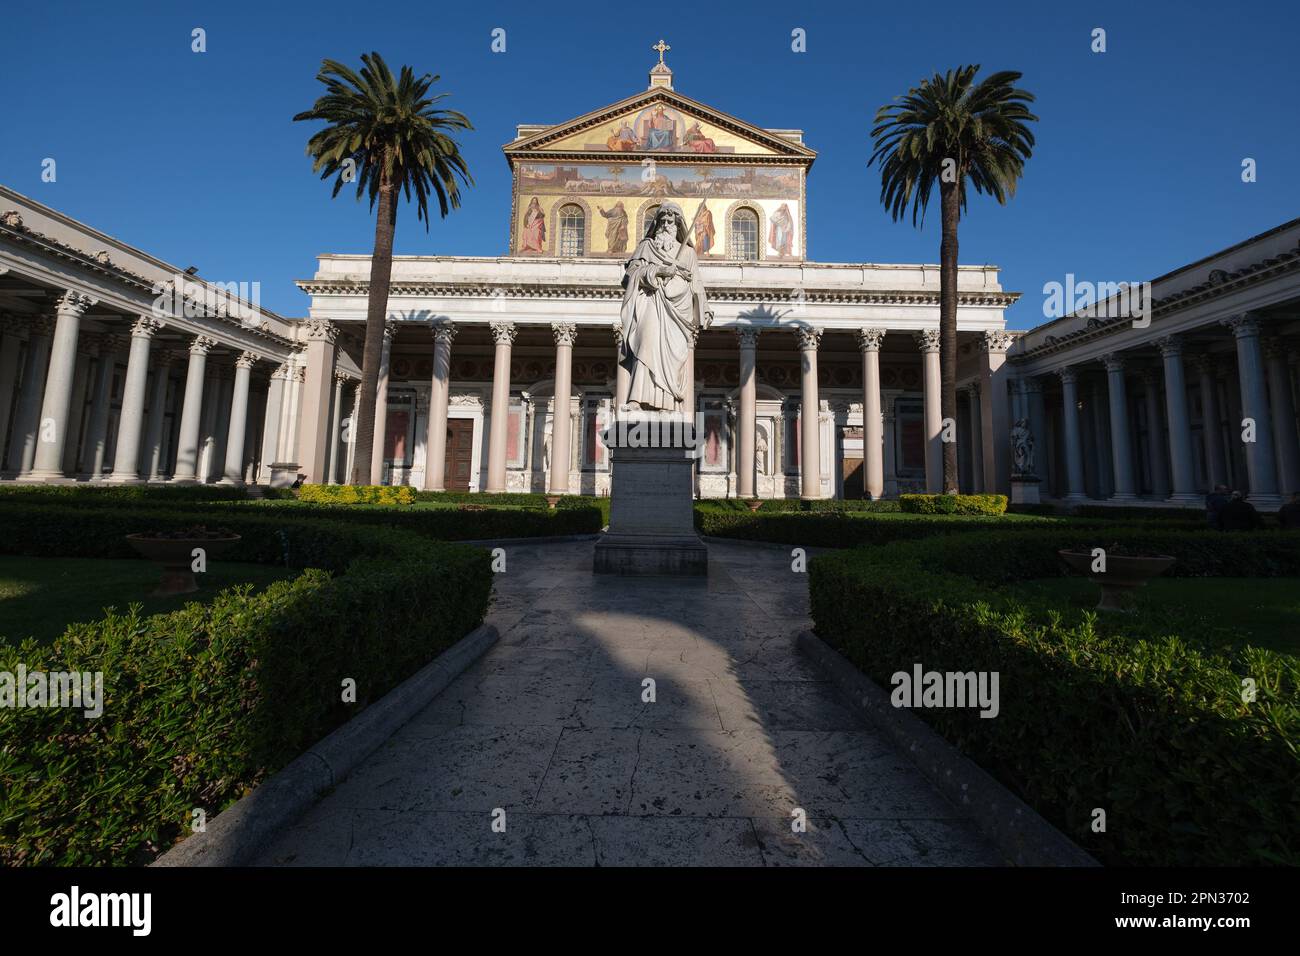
top-left (653, 39), bottom-right (670, 65)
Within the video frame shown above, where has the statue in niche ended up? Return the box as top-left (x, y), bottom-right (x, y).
top-left (1011, 417), bottom-right (1036, 476)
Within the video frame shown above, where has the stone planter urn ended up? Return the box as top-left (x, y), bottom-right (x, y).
top-left (545, 495), bottom-right (562, 509)
top-left (744, 499), bottom-right (763, 513)
top-left (127, 529), bottom-right (242, 596)
top-left (1057, 549), bottom-right (1176, 612)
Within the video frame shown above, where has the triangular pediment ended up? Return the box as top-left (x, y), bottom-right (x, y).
top-left (503, 88), bottom-right (815, 164)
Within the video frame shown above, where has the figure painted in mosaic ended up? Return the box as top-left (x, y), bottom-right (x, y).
top-left (640, 106), bottom-right (677, 151)
top-left (520, 197), bottom-right (546, 253)
top-left (605, 120), bottom-right (638, 152)
top-left (693, 202), bottom-right (715, 254)
top-left (620, 201), bottom-right (712, 411)
top-left (769, 202), bottom-right (795, 257)
top-left (599, 201), bottom-right (629, 254)
top-left (683, 121), bottom-right (717, 154)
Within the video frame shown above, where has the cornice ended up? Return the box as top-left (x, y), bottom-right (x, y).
top-left (296, 278), bottom-right (1018, 309)
top-left (1012, 239), bottom-right (1300, 363)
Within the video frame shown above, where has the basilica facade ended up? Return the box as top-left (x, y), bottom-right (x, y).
top-left (0, 53), bottom-right (1018, 500)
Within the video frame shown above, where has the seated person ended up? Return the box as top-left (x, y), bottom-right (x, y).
top-left (1219, 491), bottom-right (1263, 531)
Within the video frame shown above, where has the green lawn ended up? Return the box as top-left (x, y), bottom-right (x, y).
top-left (1006, 576), bottom-right (1300, 658)
top-left (0, 556), bottom-right (297, 645)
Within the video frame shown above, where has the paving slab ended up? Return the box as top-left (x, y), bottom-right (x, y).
top-left (255, 539), bottom-right (1005, 867)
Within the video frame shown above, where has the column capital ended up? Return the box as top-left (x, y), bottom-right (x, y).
top-left (235, 351), bottom-right (259, 370)
top-left (130, 315), bottom-right (164, 339)
top-left (1056, 365), bottom-right (1079, 385)
top-left (189, 335), bottom-right (218, 355)
top-left (1221, 313), bottom-right (1262, 339)
top-left (55, 290), bottom-right (97, 317)
top-left (856, 328), bottom-right (886, 352)
top-left (913, 328), bottom-right (941, 353)
top-left (271, 362), bottom-right (293, 381)
top-left (333, 369), bottom-right (350, 385)
top-left (1155, 335), bottom-right (1183, 358)
top-left (736, 326), bottom-right (761, 348)
top-left (305, 318), bottom-right (338, 343)
top-left (551, 322), bottom-right (578, 346)
top-left (981, 330), bottom-right (1015, 354)
top-left (1192, 353), bottom-right (1219, 376)
top-left (431, 321), bottom-right (458, 346)
top-left (1100, 352), bottom-right (1125, 373)
top-left (792, 324), bottom-right (822, 351)
top-left (490, 321), bottom-right (518, 345)
top-left (1262, 337), bottom-right (1290, 361)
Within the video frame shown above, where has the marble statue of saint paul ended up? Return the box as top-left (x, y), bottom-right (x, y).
top-left (619, 201), bottom-right (712, 412)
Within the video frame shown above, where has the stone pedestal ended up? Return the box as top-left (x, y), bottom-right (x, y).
top-left (269, 462), bottom-right (301, 489)
top-left (594, 414), bottom-right (707, 576)
top-left (1010, 474), bottom-right (1041, 505)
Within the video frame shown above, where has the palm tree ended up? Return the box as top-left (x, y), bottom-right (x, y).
top-left (869, 66), bottom-right (1036, 494)
top-left (294, 51), bottom-right (473, 485)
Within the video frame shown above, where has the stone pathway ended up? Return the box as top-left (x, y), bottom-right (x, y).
top-left (256, 539), bottom-right (1004, 866)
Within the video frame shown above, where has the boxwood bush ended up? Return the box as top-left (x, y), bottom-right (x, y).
top-left (694, 505), bottom-right (1056, 548)
top-left (0, 503), bottom-right (494, 866)
top-left (0, 483), bottom-right (249, 504)
top-left (899, 493), bottom-right (1008, 515)
top-left (809, 527), bottom-right (1300, 866)
top-left (297, 483), bottom-right (415, 505)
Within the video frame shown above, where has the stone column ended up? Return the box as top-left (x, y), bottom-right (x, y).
top-left (1057, 367), bottom-right (1088, 501)
top-left (297, 320), bottom-right (338, 484)
top-left (106, 316), bottom-right (163, 483)
top-left (1264, 339), bottom-right (1300, 495)
top-left (63, 351), bottom-right (91, 475)
top-left (217, 351), bottom-right (257, 486)
top-left (486, 321), bottom-right (517, 493)
top-left (345, 380), bottom-right (361, 482)
top-left (795, 325), bottom-right (823, 499)
top-left (83, 339), bottom-right (124, 481)
top-left (143, 355), bottom-right (174, 480)
top-left (171, 335), bottom-right (216, 483)
top-left (1221, 314), bottom-right (1280, 503)
top-left (857, 328), bottom-right (886, 499)
top-left (914, 328), bottom-right (942, 493)
top-left (325, 370), bottom-right (346, 484)
top-left (1025, 377), bottom-right (1048, 474)
top-left (0, 318), bottom-right (25, 464)
top-left (425, 322), bottom-right (457, 492)
top-left (25, 291), bottom-right (97, 479)
top-left (6, 317), bottom-right (54, 475)
top-left (548, 323), bottom-right (577, 496)
top-left (613, 322), bottom-right (631, 413)
top-left (736, 327), bottom-right (760, 498)
top-left (1155, 337), bottom-right (1200, 503)
top-left (964, 382), bottom-right (984, 491)
top-left (370, 321), bottom-right (396, 484)
top-left (259, 363), bottom-right (289, 482)
top-left (1141, 368), bottom-right (1170, 497)
top-left (979, 331), bottom-right (1014, 495)
top-left (1101, 353), bottom-right (1137, 500)
top-left (1194, 356), bottom-right (1227, 489)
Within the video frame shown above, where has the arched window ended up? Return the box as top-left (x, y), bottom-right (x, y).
top-left (642, 204), bottom-right (661, 238)
top-left (559, 204), bottom-right (585, 257)
top-left (729, 207), bottom-right (759, 260)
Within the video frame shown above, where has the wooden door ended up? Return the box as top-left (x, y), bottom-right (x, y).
top-left (842, 457), bottom-right (864, 499)
top-left (445, 419), bottom-right (474, 491)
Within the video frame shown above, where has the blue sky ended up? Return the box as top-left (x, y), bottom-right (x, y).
top-left (4, 0), bottom-right (1297, 327)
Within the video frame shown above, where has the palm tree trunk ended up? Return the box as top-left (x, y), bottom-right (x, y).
top-left (350, 173), bottom-right (397, 486)
top-left (939, 179), bottom-right (961, 494)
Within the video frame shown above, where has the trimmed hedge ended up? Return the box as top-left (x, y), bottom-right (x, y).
top-left (0, 483), bottom-right (250, 504)
top-left (735, 498), bottom-right (901, 514)
top-left (208, 499), bottom-right (604, 540)
top-left (900, 493), bottom-right (1008, 515)
top-left (1071, 504), bottom-right (1206, 523)
top-left (297, 482), bottom-right (415, 505)
top-left (694, 506), bottom-right (1058, 548)
top-left (0, 503), bottom-right (494, 865)
top-left (809, 527), bottom-right (1300, 866)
